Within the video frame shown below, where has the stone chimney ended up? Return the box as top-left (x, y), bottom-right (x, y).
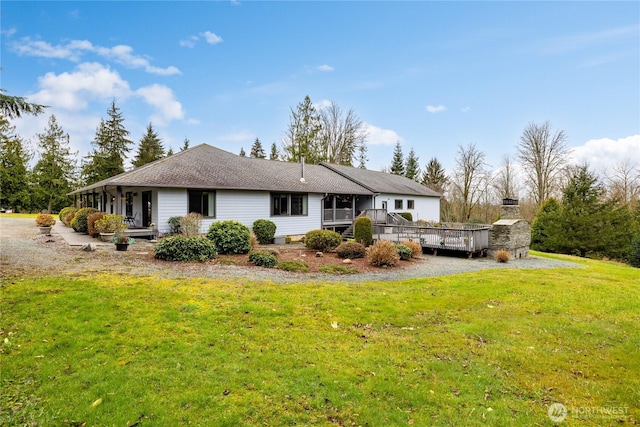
top-left (500, 198), bottom-right (521, 220)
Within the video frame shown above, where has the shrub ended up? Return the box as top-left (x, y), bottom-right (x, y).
top-left (400, 212), bottom-right (413, 222)
top-left (168, 216), bottom-right (182, 234)
top-left (94, 214), bottom-right (127, 234)
top-left (71, 208), bottom-right (98, 233)
top-left (180, 212), bottom-right (203, 236)
top-left (248, 251), bottom-right (278, 268)
top-left (35, 213), bottom-right (56, 227)
top-left (252, 219), bottom-right (277, 245)
top-left (304, 229), bottom-right (342, 252)
top-left (154, 235), bottom-right (217, 262)
top-left (63, 212), bottom-right (76, 227)
top-left (87, 212), bottom-right (106, 237)
top-left (58, 207), bottom-right (77, 223)
top-left (396, 244), bottom-right (413, 261)
top-left (367, 240), bottom-right (400, 267)
top-left (629, 233), bottom-right (640, 268)
top-left (495, 249), bottom-right (510, 263)
top-left (277, 260), bottom-right (310, 273)
top-left (335, 242), bottom-right (366, 259)
top-left (400, 240), bottom-right (422, 258)
top-left (319, 264), bottom-right (358, 275)
top-left (354, 217), bottom-right (373, 247)
top-left (206, 220), bottom-right (252, 255)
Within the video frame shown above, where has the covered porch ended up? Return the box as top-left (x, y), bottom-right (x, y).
top-left (71, 185), bottom-right (155, 229)
top-left (321, 194), bottom-right (374, 233)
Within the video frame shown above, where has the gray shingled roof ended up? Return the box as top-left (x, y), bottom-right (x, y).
top-left (319, 162), bottom-right (441, 197)
top-left (71, 144), bottom-right (374, 195)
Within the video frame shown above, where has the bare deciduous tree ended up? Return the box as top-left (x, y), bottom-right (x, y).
top-left (605, 159), bottom-right (640, 204)
top-left (517, 121), bottom-right (569, 206)
top-left (493, 154), bottom-right (520, 201)
top-left (451, 143), bottom-right (488, 222)
top-left (318, 102), bottom-right (368, 166)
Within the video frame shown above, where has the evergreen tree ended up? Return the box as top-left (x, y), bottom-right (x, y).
top-left (0, 89), bottom-right (46, 119)
top-left (389, 141), bottom-right (405, 175)
top-left (270, 142), bottom-right (279, 160)
top-left (282, 95), bottom-right (322, 163)
top-left (0, 118), bottom-right (32, 211)
top-left (239, 147), bottom-right (246, 157)
top-left (357, 145), bottom-right (368, 169)
top-left (180, 138), bottom-right (190, 151)
top-left (421, 157), bottom-right (448, 193)
top-left (530, 197), bottom-right (562, 252)
top-left (404, 147), bottom-right (420, 181)
top-left (166, 148), bottom-right (174, 156)
top-left (132, 122), bottom-right (165, 167)
top-left (250, 138), bottom-right (266, 158)
top-left (82, 101), bottom-right (132, 184)
top-left (32, 115), bottom-right (77, 213)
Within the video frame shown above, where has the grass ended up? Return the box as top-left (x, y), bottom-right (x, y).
top-left (1, 253), bottom-right (638, 426)
top-left (0, 213), bottom-right (38, 219)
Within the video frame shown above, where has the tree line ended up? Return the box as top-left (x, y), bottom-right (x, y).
top-left (2, 92), bottom-right (638, 265)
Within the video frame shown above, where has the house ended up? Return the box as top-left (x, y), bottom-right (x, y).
top-left (69, 144), bottom-right (441, 236)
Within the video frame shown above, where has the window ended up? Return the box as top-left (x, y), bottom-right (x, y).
top-left (188, 190), bottom-right (215, 217)
top-left (125, 192), bottom-right (134, 217)
top-left (407, 200), bottom-right (415, 210)
top-left (272, 193), bottom-right (308, 216)
top-left (394, 199), bottom-right (403, 210)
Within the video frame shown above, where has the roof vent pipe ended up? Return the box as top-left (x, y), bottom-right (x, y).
top-left (300, 154), bottom-right (306, 183)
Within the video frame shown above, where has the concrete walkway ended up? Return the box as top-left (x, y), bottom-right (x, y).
top-left (52, 222), bottom-right (112, 247)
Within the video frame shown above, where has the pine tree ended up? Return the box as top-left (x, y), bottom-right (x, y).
top-left (166, 148), bottom-right (174, 156)
top-left (404, 147), bottom-right (420, 181)
top-left (270, 142), bottom-right (279, 160)
top-left (250, 138), bottom-right (266, 158)
top-left (32, 115), bottom-right (77, 213)
top-left (239, 147), bottom-right (246, 157)
top-left (390, 141), bottom-right (405, 175)
top-left (282, 95), bottom-right (322, 163)
top-left (82, 101), bottom-right (132, 184)
top-left (0, 118), bottom-right (32, 211)
top-left (421, 157), bottom-right (448, 193)
top-left (180, 138), bottom-right (190, 151)
top-left (132, 123), bottom-right (165, 167)
top-left (530, 197), bottom-right (562, 252)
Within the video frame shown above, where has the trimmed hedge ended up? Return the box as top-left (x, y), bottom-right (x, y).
top-left (71, 208), bottom-right (99, 233)
top-left (154, 235), bottom-right (217, 262)
top-left (87, 212), bottom-right (106, 237)
top-left (253, 219), bottom-right (277, 245)
top-left (304, 229), bottom-right (342, 252)
top-left (354, 217), bottom-right (373, 247)
top-left (59, 207), bottom-right (77, 223)
top-left (206, 220), bottom-right (252, 255)
top-left (400, 212), bottom-right (413, 222)
top-left (248, 251), bottom-right (278, 268)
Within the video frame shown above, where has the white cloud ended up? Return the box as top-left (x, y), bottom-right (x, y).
top-left (317, 64), bottom-right (334, 72)
top-left (136, 84), bottom-right (185, 125)
top-left (30, 62), bottom-right (131, 110)
top-left (461, 106), bottom-right (471, 113)
top-left (363, 123), bottom-right (403, 146)
top-left (216, 130), bottom-right (254, 142)
top-left (426, 104), bottom-right (447, 113)
top-left (569, 135), bottom-right (640, 172)
top-left (201, 31), bottom-right (223, 44)
top-left (314, 99), bottom-right (333, 110)
top-left (179, 36), bottom-right (198, 48)
top-left (10, 37), bottom-right (180, 75)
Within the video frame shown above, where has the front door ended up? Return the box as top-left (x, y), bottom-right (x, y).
top-left (142, 191), bottom-right (152, 227)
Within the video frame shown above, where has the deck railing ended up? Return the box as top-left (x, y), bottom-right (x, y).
top-left (373, 223), bottom-right (489, 254)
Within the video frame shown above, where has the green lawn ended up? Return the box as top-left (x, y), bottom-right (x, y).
top-left (1, 253), bottom-right (638, 426)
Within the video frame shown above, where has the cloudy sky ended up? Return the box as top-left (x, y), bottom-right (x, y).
top-left (3, 1), bottom-right (639, 176)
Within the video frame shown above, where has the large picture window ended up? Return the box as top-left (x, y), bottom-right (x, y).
top-left (188, 190), bottom-right (216, 217)
top-left (272, 193), bottom-right (308, 216)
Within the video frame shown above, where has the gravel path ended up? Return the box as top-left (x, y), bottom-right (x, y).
top-left (0, 217), bottom-right (583, 283)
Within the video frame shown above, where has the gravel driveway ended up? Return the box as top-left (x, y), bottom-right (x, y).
top-left (0, 217), bottom-right (582, 283)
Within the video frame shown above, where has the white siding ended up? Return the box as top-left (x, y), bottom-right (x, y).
top-left (374, 193), bottom-right (440, 222)
top-left (217, 190), bottom-right (323, 236)
top-left (157, 188), bottom-right (188, 233)
top-left (155, 188), bottom-right (324, 236)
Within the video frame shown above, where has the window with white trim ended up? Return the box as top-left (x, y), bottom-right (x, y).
top-left (188, 190), bottom-right (216, 217)
top-left (272, 193), bottom-right (308, 216)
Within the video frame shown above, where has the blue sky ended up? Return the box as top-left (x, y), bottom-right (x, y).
top-left (3, 1), bottom-right (639, 177)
